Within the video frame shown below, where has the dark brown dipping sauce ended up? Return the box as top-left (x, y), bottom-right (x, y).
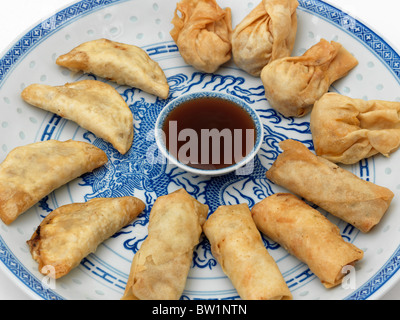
top-left (163, 97), bottom-right (256, 170)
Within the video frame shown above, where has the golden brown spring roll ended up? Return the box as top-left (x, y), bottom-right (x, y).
top-left (252, 193), bottom-right (364, 288)
top-left (122, 189), bottom-right (209, 300)
top-left (266, 139), bottom-right (394, 233)
top-left (28, 197), bottom-right (146, 279)
top-left (0, 140), bottom-right (108, 225)
top-left (203, 203), bottom-right (292, 300)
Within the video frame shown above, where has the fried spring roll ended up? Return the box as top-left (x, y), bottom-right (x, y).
top-left (203, 204), bottom-right (292, 300)
top-left (252, 193), bottom-right (364, 288)
top-left (122, 189), bottom-right (209, 300)
top-left (266, 139), bottom-right (394, 233)
top-left (28, 197), bottom-right (146, 279)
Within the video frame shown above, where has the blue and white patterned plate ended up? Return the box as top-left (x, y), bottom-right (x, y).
top-left (1, 0), bottom-right (400, 300)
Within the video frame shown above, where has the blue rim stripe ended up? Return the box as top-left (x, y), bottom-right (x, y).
top-left (0, 234), bottom-right (64, 300)
top-left (0, 0), bottom-right (399, 300)
top-left (0, 0), bottom-right (127, 89)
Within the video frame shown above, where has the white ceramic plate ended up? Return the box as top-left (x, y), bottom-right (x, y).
top-left (1, 0), bottom-right (400, 300)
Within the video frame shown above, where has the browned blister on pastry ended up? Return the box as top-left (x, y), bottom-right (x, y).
top-left (261, 39), bottom-right (358, 117)
top-left (28, 197), bottom-right (145, 279)
top-left (311, 92), bottom-right (400, 164)
top-left (170, 0), bottom-right (233, 73)
top-left (0, 140), bottom-right (108, 225)
top-left (122, 189), bottom-right (208, 300)
top-left (252, 193), bottom-right (364, 288)
top-left (232, 0), bottom-right (298, 76)
top-left (22, 80), bottom-right (133, 155)
top-left (266, 139), bottom-right (394, 233)
top-left (203, 203), bottom-right (292, 300)
top-left (56, 39), bottom-right (169, 99)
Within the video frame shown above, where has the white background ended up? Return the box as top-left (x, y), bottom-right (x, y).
top-left (0, 0), bottom-right (399, 300)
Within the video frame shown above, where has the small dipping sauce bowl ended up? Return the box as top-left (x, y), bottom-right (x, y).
top-left (155, 91), bottom-right (263, 176)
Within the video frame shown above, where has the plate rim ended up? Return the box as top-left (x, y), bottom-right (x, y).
top-left (0, 0), bottom-right (399, 300)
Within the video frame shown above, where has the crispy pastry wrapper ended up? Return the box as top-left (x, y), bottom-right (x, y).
top-left (203, 203), bottom-right (292, 300)
top-left (252, 193), bottom-right (364, 288)
top-left (0, 140), bottom-right (108, 225)
top-left (232, 0), bottom-right (298, 76)
top-left (28, 197), bottom-right (145, 279)
top-left (261, 39), bottom-right (358, 117)
top-left (56, 39), bottom-right (169, 99)
top-left (311, 92), bottom-right (400, 164)
top-left (22, 80), bottom-right (133, 155)
top-left (122, 189), bottom-right (209, 300)
top-left (170, 0), bottom-right (233, 73)
top-left (266, 139), bottom-right (394, 233)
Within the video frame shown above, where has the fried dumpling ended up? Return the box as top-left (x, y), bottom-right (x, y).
top-left (28, 197), bottom-right (146, 279)
top-left (0, 140), bottom-right (108, 225)
top-left (232, 0), bottom-right (298, 77)
top-left (22, 80), bottom-right (133, 155)
top-left (311, 92), bottom-right (400, 164)
top-left (170, 0), bottom-right (233, 73)
top-left (56, 39), bottom-right (169, 99)
top-left (261, 39), bottom-right (359, 117)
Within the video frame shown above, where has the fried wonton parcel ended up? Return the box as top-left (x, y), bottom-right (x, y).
top-left (56, 39), bottom-right (169, 99)
top-left (0, 140), bottom-right (108, 225)
top-left (22, 80), bottom-right (133, 155)
top-left (28, 197), bottom-right (145, 279)
top-left (266, 139), bottom-right (394, 233)
top-left (261, 39), bottom-right (358, 117)
top-left (232, 0), bottom-right (298, 77)
top-left (311, 92), bottom-right (400, 164)
top-left (203, 204), bottom-right (292, 300)
top-left (252, 193), bottom-right (364, 288)
top-left (170, 0), bottom-right (233, 73)
top-left (122, 189), bottom-right (208, 300)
